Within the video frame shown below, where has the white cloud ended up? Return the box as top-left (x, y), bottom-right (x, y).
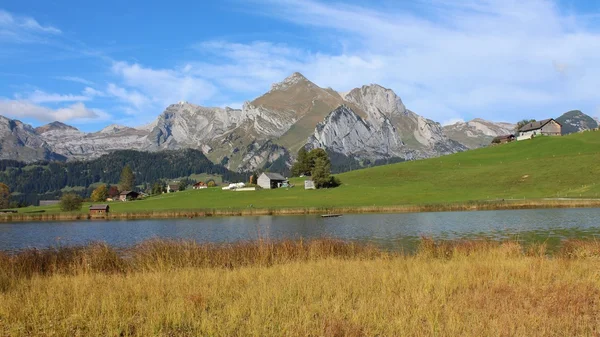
top-left (442, 118), bottom-right (465, 126)
top-left (106, 83), bottom-right (151, 110)
top-left (189, 0), bottom-right (600, 122)
top-left (191, 41), bottom-right (306, 94)
top-left (82, 87), bottom-right (105, 97)
top-left (0, 10), bottom-right (61, 43)
top-left (21, 90), bottom-right (91, 104)
top-left (111, 61), bottom-right (217, 108)
top-left (0, 100), bottom-right (106, 122)
top-left (55, 76), bottom-right (94, 85)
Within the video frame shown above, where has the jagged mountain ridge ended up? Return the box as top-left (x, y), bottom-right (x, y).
top-left (0, 116), bottom-right (65, 162)
top-left (443, 119), bottom-right (516, 149)
top-left (2, 72), bottom-right (504, 170)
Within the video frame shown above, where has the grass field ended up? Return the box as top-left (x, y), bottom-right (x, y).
top-left (11, 131), bottom-right (600, 216)
top-left (1, 238), bottom-right (600, 336)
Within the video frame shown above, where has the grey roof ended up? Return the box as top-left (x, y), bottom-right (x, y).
top-left (262, 172), bottom-right (287, 181)
top-left (89, 204), bottom-right (109, 210)
top-left (518, 118), bottom-right (559, 132)
top-left (119, 190), bottom-right (137, 195)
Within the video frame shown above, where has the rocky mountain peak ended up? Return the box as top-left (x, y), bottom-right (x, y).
top-left (99, 124), bottom-right (131, 134)
top-left (556, 110), bottom-right (598, 134)
top-left (344, 84), bottom-right (407, 120)
top-left (344, 84), bottom-right (408, 126)
top-left (35, 121), bottom-right (79, 134)
top-left (270, 72), bottom-right (312, 92)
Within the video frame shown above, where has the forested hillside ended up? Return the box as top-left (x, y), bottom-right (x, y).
top-left (1, 149), bottom-right (248, 206)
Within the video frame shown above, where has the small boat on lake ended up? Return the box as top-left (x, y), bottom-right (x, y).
top-left (321, 214), bottom-right (342, 218)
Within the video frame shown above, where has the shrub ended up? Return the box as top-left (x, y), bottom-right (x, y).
top-left (60, 193), bottom-right (83, 212)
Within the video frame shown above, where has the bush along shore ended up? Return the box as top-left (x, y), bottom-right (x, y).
top-left (2, 238), bottom-right (600, 336)
top-left (3, 198), bottom-right (600, 222)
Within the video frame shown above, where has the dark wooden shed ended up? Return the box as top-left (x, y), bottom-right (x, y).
top-left (89, 204), bottom-right (110, 216)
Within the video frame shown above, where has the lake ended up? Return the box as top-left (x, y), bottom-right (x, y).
top-left (1, 208), bottom-right (600, 252)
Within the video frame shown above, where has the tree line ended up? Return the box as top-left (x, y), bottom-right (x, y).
top-left (1, 149), bottom-right (248, 207)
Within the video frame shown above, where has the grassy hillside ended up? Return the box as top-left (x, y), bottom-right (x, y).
top-left (13, 132), bottom-right (600, 214)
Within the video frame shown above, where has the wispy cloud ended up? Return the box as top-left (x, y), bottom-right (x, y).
top-left (106, 83), bottom-right (151, 110)
top-left (0, 9), bottom-right (61, 43)
top-left (82, 87), bottom-right (105, 97)
top-left (0, 99), bottom-right (107, 122)
top-left (108, 61), bottom-right (217, 116)
top-left (19, 89), bottom-right (91, 104)
top-left (55, 76), bottom-right (94, 85)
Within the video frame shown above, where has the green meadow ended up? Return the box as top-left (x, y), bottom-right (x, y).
top-left (12, 131), bottom-right (600, 215)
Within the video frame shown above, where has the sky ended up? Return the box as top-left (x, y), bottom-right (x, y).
top-left (1, 0), bottom-right (600, 132)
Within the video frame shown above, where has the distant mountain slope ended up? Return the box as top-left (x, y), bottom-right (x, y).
top-left (556, 110), bottom-right (598, 135)
top-left (37, 120), bottom-right (149, 161)
top-left (443, 119), bottom-right (516, 149)
top-left (0, 116), bottom-right (65, 162)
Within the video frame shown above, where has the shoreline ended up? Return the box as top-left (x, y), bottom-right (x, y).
top-left (2, 199), bottom-right (600, 222)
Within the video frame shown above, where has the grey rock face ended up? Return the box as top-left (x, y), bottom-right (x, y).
top-left (308, 105), bottom-right (406, 159)
top-left (37, 121), bottom-right (149, 161)
top-left (443, 119), bottom-right (516, 149)
top-left (556, 110), bottom-right (598, 135)
top-left (343, 84), bottom-right (466, 158)
top-left (0, 116), bottom-right (63, 162)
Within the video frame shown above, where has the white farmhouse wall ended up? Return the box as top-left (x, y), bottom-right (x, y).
top-left (257, 173), bottom-right (271, 189)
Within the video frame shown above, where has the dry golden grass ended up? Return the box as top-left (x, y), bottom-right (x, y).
top-left (1, 239), bottom-right (600, 336)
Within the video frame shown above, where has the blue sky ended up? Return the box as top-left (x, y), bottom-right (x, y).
top-left (1, 0), bottom-right (600, 132)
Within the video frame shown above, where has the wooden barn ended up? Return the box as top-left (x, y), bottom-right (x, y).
top-left (491, 135), bottom-right (515, 144)
top-left (89, 204), bottom-right (109, 216)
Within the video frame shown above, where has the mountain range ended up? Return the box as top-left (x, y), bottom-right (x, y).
top-left (1, 73), bottom-right (596, 172)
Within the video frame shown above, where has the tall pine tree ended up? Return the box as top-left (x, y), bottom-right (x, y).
top-left (291, 147), bottom-right (311, 177)
top-left (119, 165), bottom-right (135, 191)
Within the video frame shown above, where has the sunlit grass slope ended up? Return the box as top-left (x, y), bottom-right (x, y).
top-left (17, 132), bottom-right (600, 214)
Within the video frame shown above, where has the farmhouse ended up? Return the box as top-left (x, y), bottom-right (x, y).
top-left (491, 135), bottom-right (515, 144)
top-left (192, 182), bottom-right (207, 189)
top-left (89, 204), bottom-right (109, 216)
top-left (257, 172), bottom-right (288, 189)
top-left (517, 119), bottom-right (561, 140)
top-left (119, 191), bottom-right (139, 202)
top-left (166, 184), bottom-right (180, 193)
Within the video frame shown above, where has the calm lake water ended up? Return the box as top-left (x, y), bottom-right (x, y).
top-left (1, 208), bottom-right (600, 252)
